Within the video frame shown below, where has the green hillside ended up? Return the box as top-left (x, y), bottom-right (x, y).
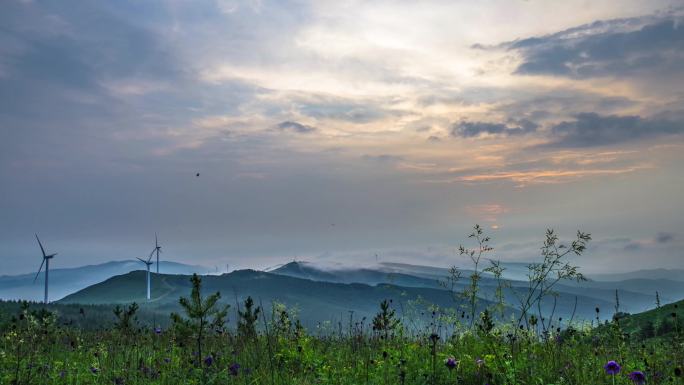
top-left (58, 270), bottom-right (507, 329)
top-left (617, 298), bottom-right (684, 338)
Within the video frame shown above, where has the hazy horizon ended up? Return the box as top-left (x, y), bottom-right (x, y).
top-left (2, 0), bottom-right (683, 275)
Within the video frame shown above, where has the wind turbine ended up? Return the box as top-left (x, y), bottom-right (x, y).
top-left (33, 234), bottom-right (57, 304)
top-left (153, 233), bottom-right (161, 274)
top-left (137, 251), bottom-right (154, 300)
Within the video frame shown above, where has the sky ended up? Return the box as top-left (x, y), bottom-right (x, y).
top-left (1, 0), bottom-right (683, 275)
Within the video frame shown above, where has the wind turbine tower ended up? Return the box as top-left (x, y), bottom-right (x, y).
top-left (137, 252), bottom-right (154, 300)
top-left (33, 234), bottom-right (57, 304)
top-left (153, 233), bottom-right (161, 274)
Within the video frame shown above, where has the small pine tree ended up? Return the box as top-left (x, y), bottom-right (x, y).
top-left (372, 299), bottom-right (400, 340)
top-left (237, 296), bottom-right (261, 340)
top-left (656, 316), bottom-right (681, 336)
top-left (640, 320), bottom-right (656, 339)
top-left (477, 309), bottom-right (495, 335)
top-left (170, 274), bottom-right (228, 364)
top-left (276, 308), bottom-right (291, 336)
top-left (113, 303), bottom-right (139, 333)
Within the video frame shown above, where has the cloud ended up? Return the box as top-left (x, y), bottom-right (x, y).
top-left (276, 121), bottom-right (316, 133)
top-left (505, 14), bottom-right (684, 79)
top-left (451, 119), bottom-right (538, 138)
top-left (655, 232), bottom-right (674, 243)
top-left (361, 154), bottom-right (404, 163)
top-left (546, 112), bottom-right (684, 147)
top-left (465, 204), bottom-right (509, 225)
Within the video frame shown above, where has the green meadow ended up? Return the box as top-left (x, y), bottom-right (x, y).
top-left (2, 227), bottom-right (683, 385)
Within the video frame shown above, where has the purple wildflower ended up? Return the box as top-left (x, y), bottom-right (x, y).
top-left (628, 371), bottom-right (646, 385)
top-left (229, 363), bottom-right (240, 376)
top-left (204, 355), bottom-right (214, 367)
top-left (445, 357), bottom-right (457, 370)
top-left (154, 327), bottom-right (162, 335)
top-left (604, 361), bottom-right (621, 375)
top-left (90, 366), bottom-right (99, 374)
top-left (163, 358), bottom-right (171, 364)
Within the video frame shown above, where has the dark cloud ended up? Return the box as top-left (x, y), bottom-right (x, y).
top-left (546, 112), bottom-right (684, 147)
top-left (655, 232), bottom-right (674, 243)
top-left (361, 154), bottom-right (404, 163)
top-left (298, 100), bottom-right (389, 123)
top-left (505, 15), bottom-right (684, 78)
top-left (451, 119), bottom-right (538, 138)
top-left (276, 121), bottom-right (316, 133)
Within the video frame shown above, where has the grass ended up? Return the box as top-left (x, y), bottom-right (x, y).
top-left (2, 227), bottom-right (682, 384)
top-left (1, 299), bottom-right (683, 385)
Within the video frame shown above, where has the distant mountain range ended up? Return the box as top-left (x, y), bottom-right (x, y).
top-left (588, 268), bottom-right (684, 282)
top-left (58, 269), bottom-right (481, 330)
top-left (268, 261), bottom-right (684, 316)
top-left (0, 260), bottom-right (211, 302)
top-left (2, 259), bottom-right (682, 328)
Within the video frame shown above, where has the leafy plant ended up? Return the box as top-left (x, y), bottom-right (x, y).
top-left (372, 299), bottom-right (400, 340)
top-left (237, 296), bottom-right (261, 340)
top-left (112, 302), bottom-right (138, 333)
top-left (170, 273), bottom-right (228, 364)
top-left (515, 229), bottom-right (591, 333)
top-left (453, 224), bottom-right (494, 329)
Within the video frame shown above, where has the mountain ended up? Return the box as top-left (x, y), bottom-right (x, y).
top-left (59, 269), bottom-right (492, 329)
top-left (589, 269), bottom-right (684, 283)
top-left (271, 261), bottom-right (442, 288)
top-left (0, 260), bottom-right (211, 302)
top-left (606, 298), bottom-right (684, 338)
top-left (270, 261), bottom-right (682, 317)
top-left (58, 268), bottom-right (620, 328)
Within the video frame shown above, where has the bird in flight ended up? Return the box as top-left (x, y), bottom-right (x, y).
top-left (196, 172), bottom-right (200, 177)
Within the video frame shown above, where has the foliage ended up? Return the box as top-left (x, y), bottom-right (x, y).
top-left (112, 302), bottom-right (139, 333)
top-left (2, 226), bottom-right (683, 384)
top-left (237, 296), bottom-right (261, 340)
top-left (372, 299), bottom-right (401, 340)
top-left (515, 229), bottom-right (591, 332)
top-left (170, 274), bottom-right (228, 365)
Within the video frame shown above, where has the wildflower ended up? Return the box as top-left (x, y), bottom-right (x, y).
top-left (604, 361), bottom-right (621, 375)
top-left (445, 357), bottom-right (457, 370)
top-left (555, 334), bottom-right (563, 344)
top-left (204, 355), bottom-right (214, 367)
top-left (628, 371), bottom-right (646, 385)
top-left (476, 358), bottom-right (485, 367)
top-left (163, 358), bottom-right (171, 364)
top-left (90, 366), bottom-right (99, 374)
top-left (229, 363), bottom-right (240, 376)
top-left (154, 327), bottom-right (162, 335)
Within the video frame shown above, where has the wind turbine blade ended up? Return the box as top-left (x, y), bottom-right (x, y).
top-left (33, 258), bottom-right (45, 283)
top-left (147, 248), bottom-right (155, 263)
top-left (155, 233), bottom-right (158, 248)
top-left (136, 257), bottom-right (147, 264)
top-left (35, 234), bottom-right (47, 258)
